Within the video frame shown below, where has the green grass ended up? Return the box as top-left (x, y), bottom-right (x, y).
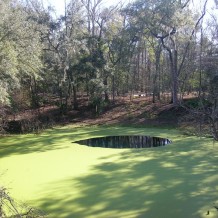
top-left (0, 126), bottom-right (218, 218)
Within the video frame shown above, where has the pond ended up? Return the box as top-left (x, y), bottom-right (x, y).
top-left (75, 135), bottom-right (171, 149)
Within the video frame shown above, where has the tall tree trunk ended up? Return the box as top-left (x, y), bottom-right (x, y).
top-left (172, 50), bottom-right (179, 105)
top-left (155, 33), bottom-right (179, 105)
top-left (103, 77), bottom-right (109, 102)
top-left (72, 84), bottom-right (78, 110)
top-left (165, 48), bottom-right (178, 105)
top-left (112, 75), bottom-right (115, 103)
top-left (30, 76), bottom-right (39, 108)
top-left (153, 44), bottom-right (162, 103)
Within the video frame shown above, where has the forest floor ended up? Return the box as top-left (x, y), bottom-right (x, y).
top-left (4, 94), bottom-right (198, 134)
top-left (69, 96), bottom-right (187, 127)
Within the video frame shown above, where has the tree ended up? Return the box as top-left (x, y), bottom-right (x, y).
top-left (199, 31), bottom-right (218, 140)
top-left (124, 0), bottom-right (208, 105)
top-left (105, 10), bottom-right (139, 101)
top-left (81, 0), bottom-right (121, 106)
top-left (0, 0), bottom-right (43, 106)
top-left (42, 0), bottom-right (86, 111)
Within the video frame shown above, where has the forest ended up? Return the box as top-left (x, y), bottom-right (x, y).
top-left (0, 0), bottom-right (218, 139)
top-left (0, 0), bottom-right (218, 217)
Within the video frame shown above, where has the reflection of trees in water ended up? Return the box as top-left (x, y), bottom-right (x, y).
top-left (76, 136), bottom-right (171, 148)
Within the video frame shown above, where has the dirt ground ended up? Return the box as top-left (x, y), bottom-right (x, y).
top-left (3, 95), bottom-right (194, 134)
top-left (47, 96), bottom-right (187, 127)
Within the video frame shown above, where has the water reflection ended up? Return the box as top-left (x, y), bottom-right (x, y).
top-left (75, 136), bottom-right (171, 149)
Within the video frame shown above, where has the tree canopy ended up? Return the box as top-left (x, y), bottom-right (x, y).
top-left (0, 0), bottom-right (217, 139)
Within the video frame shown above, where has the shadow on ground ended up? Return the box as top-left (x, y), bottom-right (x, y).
top-left (36, 136), bottom-right (218, 218)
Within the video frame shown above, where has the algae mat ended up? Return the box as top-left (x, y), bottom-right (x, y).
top-left (0, 126), bottom-right (218, 218)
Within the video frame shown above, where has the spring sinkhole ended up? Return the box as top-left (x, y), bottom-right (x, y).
top-left (75, 135), bottom-right (171, 149)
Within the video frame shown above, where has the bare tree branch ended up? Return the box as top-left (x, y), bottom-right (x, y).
top-left (181, 0), bottom-right (191, 9)
top-left (178, 0), bottom-right (208, 75)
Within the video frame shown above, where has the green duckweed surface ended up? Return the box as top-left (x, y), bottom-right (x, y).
top-left (0, 126), bottom-right (218, 218)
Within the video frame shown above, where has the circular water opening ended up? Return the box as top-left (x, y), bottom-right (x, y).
top-left (75, 135), bottom-right (171, 149)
